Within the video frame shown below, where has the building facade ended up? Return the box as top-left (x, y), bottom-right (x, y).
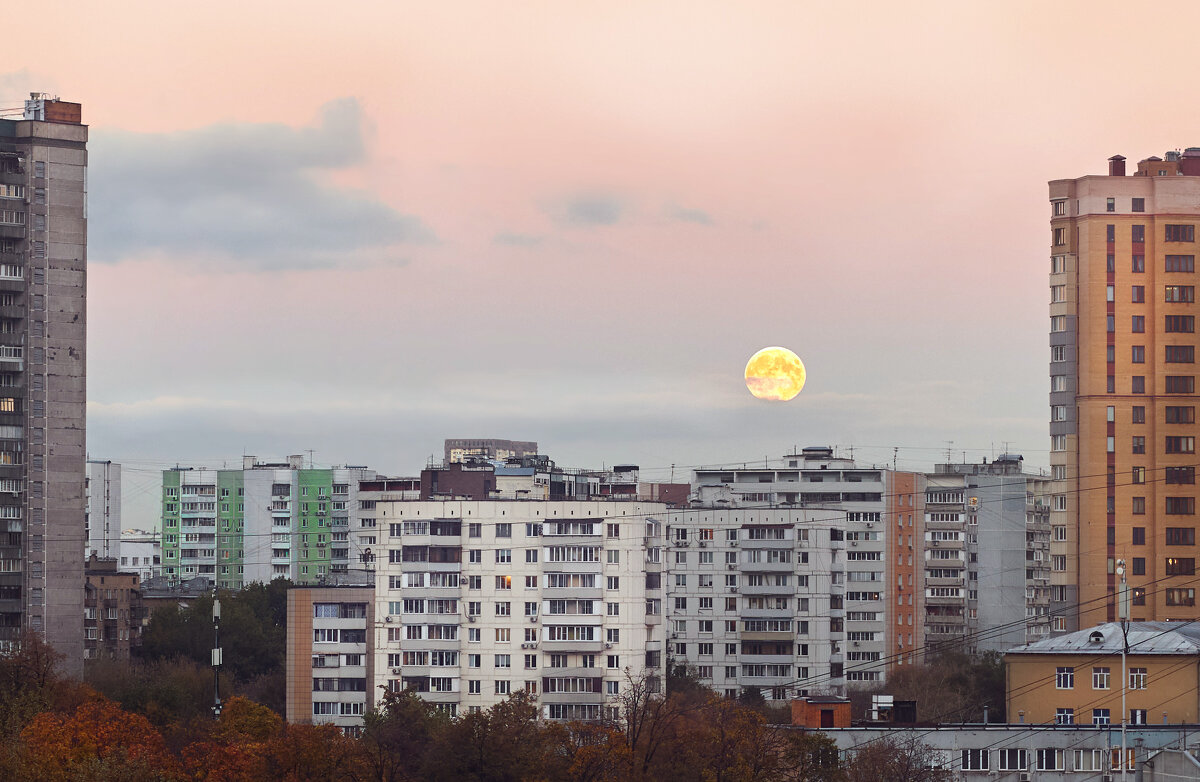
top-left (85, 460), bottom-right (120, 559)
top-left (118, 529), bottom-right (160, 583)
top-left (161, 457), bottom-right (375, 588)
top-left (443, 438), bottom-right (537, 465)
top-left (371, 500), bottom-right (668, 720)
top-left (688, 448), bottom-right (904, 690)
top-left (0, 95), bottom-right (88, 671)
top-left (922, 457), bottom-right (1053, 653)
top-left (1006, 621), bottom-right (1200, 727)
top-left (1051, 152), bottom-right (1200, 629)
top-left (83, 554), bottom-right (143, 660)
top-left (286, 584), bottom-right (374, 732)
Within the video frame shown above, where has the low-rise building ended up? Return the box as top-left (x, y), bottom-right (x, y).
top-left (821, 724), bottom-right (1200, 779)
top-left (86, 460), bottom-right (122, 559)
top-left (83, 554), bottom-right (144, 659)
top-left (1006, 622), bottom-right (1200, 726)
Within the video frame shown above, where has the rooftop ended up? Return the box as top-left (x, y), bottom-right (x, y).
top-left (1006, 621), bottom-right (1200, 656)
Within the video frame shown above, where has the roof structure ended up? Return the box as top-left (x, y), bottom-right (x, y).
top-left (1006, 621), bottom-right (1200, 656)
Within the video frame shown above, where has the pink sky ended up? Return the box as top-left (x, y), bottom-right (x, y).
top-left (14, 1), bottom-right (1200, 522)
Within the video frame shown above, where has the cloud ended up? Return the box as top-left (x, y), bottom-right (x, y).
top-left (666, 204), bottom-right (714, 225)
top-left (493, 232), bottom-right (544, 247)
top-left (88, 98), bottom-right (434, 270)
top-left (546, 193), bottom-right (625, 226)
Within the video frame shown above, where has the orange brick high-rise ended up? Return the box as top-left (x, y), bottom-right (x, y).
top-left (1050, 151), bottom-right (1200, 630)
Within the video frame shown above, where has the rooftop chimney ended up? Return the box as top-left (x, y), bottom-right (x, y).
top-left (1108, 155), bottom-right (1127, 176)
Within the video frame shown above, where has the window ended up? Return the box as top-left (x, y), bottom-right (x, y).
top-left (1107, 198), bottom-right (1115, 212)
top-left (496, 523), bottom-right (512, 538)
top-left (1129, 667), bottom-right (1147, 690)
top-left (1166, 436), bottom-right (1196, 454)
top-left (1132, 285), bottom-right (1146, 302)
top-left (1092, 708), bottom-right (1110, 726)
top-left (1133, 527), bottom-right (1146, 545)
top-left (1133, 224), bottom-right (1146, 243)
top-left (1132, 497), bottom-right (1146, 515)
top-left (1165, 558), bottom-right (1196, 576)
top-left (1132, 436), bottom-right (1145, 454)
top-left (1133, 406), bottom-right (1146, 423)
top-left (1132, 558), bottom-right (1145, 576)
top-left (1168, 467), bottom-right (1196, 484)
top-left (1166, 224), bottom-right (1196, 242)
top-left (1167, 285), bottom-right (1196, 302)
top-left (1167, 527), bottom-right (1196, 544)
top-left (1132, 315), bottom-right (1145, 332)
top-left (1166, 588), bottom-right (1196, 606)
top-left (1166, 315), bottom-right (1195, 332)
top-left (1055, 708), bottom-right (1074, 725)
top-left (1167, 406), bottom-right (1196, 424)
top-left (1092, 667), bottom-right (1110, 690)
top-left (1051, 375), bottom-right (1067, 392)
top-left (1053, 228), bottom-right (1066, 246)
top-left (1036, 748), bottom-right (1064, 771)
top-left (1168, 345), bottom-right (1196, 363)
top-left (1133, 197), bottom-right (1145, 213)
top-left (1132, 376), bottom-right (1145, 394)
top-left (960, 749), bottom-right (989, 771)
top-left (1132, 345), bottom-right (1145, 363)
top-left (998, 749), bottom-right (1026, 772)
top-left (1133, 253), bottom-right (1145, 272)
top-left (1051, 345), bottom-right (1066, 362)
top-left (1167, 254), bottom-right (1196, 272)
top-left (1050, 315), bottom-right (1067, 332)
top-left (1055, 667), bottom-right (1074, 689)
top-left (1052, 200), bottom-right (1066, 216)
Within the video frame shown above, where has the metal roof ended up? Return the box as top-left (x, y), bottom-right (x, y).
top-left (1006, 621), bottom-right (1200, 656)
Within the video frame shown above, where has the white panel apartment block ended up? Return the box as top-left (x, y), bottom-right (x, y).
top-left (371, 501), bottom-right (668, 719)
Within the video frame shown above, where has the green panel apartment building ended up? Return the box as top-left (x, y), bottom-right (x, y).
top-left (162, 456), bottom-right (375, 589)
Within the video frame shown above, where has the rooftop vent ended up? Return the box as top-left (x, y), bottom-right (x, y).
top-left (1088, 630), bottom-right (1105, 644)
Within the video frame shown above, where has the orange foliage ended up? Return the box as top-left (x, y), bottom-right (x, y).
top-left (20, 694), bottom-right (178, 780)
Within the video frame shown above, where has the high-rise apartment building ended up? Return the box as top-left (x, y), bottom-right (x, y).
top-left (689, 447), bottom-right (911, 689)
top-left (161, 457), bottom-right (375, 589)
top-left (85, 460), bottom-right (121, 559)
top-left (0, 95), bottom-right (87, 670)
top-left (922, 457), bottom-right (1052, 652)
top-left (1050, 152), bottom-right (1200, 628)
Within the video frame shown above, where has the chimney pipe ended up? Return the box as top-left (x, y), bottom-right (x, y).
top-left (1109, 155), bottom-right (1127, 176)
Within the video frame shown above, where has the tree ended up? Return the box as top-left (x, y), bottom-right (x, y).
top-left (775, 731), bottom-right (843, 782)
top-left (843, 735), bottom-right (948, 782)
top-left (355, 687), bottom-right (450, 782)
top-left (19, 695), bottom-right (179, 781)
top-left (432, 691), bottom-right (551, 782)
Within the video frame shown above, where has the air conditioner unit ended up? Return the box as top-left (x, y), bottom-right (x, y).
top-left (729, 587), bottom-right (738, 593)
top-left (391, 667), bottom-right (402, 674)
top-left (850, 541), bottom-right (858, 547)
top-left (678, 541), bottom-right (689, 547)
top-left (727, 564), bottom-right (737, 570)
top-left (605, 642), bottom-right (613, 649)
top-left (468, 615), bottom-right (477, 622)
top-left (699, 541), bottom-right (707, 548)
top-left (528, 616), bottom-right (538, 623)
top-left (852, 641), bottom-right (859, 647)
top-left (1019, 774), bottom-right (1031, 782)
top-left (520, 642), bottom-right (531, 649)
top-left (384, 615), bottom-right (393, 623)
top-left (932, 541), bottom-right (940, 547)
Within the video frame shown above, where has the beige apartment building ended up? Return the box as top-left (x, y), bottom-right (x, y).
top-left (1051, 152), bottom-right (1200, 630)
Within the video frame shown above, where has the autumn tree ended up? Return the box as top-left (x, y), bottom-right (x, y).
top-left (774, 731), bottom-right (843, 782)
top-left (19, 695), bottom-right (179, 781)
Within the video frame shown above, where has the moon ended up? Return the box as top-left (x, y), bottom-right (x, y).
top-left (745, 347), bottom-right (806, 401)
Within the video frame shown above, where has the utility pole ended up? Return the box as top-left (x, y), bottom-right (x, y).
top-left (212, 587), bottom-right (223, 719)
top-left (1116, 559), bottom-right (1130, 780)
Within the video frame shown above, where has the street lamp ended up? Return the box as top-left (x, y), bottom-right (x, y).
top-left (1115, 559), bottom-right (1130, 779)
top-left (212, 587), bottom-right (223, 719)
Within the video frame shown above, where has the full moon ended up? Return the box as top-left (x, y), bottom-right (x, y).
top-left (745, 346), bottom-right (806, 401)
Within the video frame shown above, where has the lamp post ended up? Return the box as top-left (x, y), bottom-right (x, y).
top-left (1115, 559), bottom-right (1130, 780)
